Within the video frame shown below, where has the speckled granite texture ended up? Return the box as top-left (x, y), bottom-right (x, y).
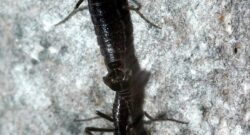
top-left (0, 0), bottom-right (249, 135)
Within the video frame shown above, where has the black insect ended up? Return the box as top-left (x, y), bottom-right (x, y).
top-left (81, 0), bottom-right (141, 134)
top-left (56, 0), bottom-right (187, 135)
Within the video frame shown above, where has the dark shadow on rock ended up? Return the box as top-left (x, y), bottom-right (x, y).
top-left (123, 14), bottom-right (151, 133)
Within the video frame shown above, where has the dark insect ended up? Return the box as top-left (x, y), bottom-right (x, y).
top-left (56, 0), bottom-right (187, 134)
top-left (82, 0), bottom-right (142, 134)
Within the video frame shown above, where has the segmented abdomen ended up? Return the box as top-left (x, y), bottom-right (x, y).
top-left (88, 0), bottom-right (128, 69)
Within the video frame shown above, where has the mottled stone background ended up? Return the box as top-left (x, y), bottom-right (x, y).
top-left (0, 0), bottom-right (249, 135)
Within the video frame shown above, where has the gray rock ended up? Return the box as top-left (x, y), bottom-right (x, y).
top-left (0, 0), bottom-right (249, 135)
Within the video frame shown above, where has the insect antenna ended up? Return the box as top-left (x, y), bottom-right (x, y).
top-left (127, 0), bottom-right (162, 29)
top-left (54, 6), bottom-right (88, 26)
top-left (54, 0), bottom-right (87, 26)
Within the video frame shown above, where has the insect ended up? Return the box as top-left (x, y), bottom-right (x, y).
top-left (78, 0), bottom-right (141, 134)
top-left (56, 0), bottom-right (187, 134)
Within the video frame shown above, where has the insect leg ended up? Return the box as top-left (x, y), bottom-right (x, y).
top-left (54, 0), bottom-right (87, 26)
top-left (85, 127), bottom-right (114, 135)
top-left (74, 0), bottom-right (85, 9)
top-left (74, 116), bottom-right (100, 122)
top-left (74, 111), bottom-right (113, 122)
top-left (144, 111), bottom-right (189, 124)
top-left (96, 111), bottom-right (114, 122)
top-left (126, 0), bottom-right (161, 29)
top-left (73, 111), bottom-right (114, 134)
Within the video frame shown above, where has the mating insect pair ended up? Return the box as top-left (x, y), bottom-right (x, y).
top-left (56, 0), bottom-right (188, 134)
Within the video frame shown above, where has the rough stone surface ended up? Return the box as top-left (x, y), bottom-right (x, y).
top-left (0, 0), bottom-right (249, 135)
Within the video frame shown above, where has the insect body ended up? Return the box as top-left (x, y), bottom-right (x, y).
top-left (85, 0), bottom-right (135, 134)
